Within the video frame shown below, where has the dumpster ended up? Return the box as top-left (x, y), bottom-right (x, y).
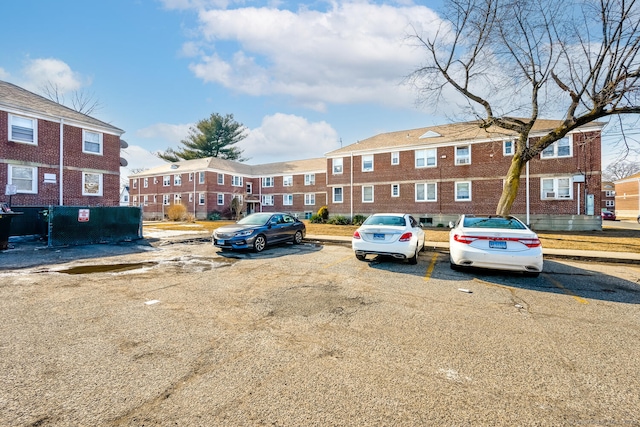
top-left (0, 212), bottom-right (23, 250)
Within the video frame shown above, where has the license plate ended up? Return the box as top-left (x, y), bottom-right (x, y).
top-left (373, 233), bottom-right (385, 240)
top-left (489, 240), bottom-right (507, 249)
top-left (217, 239), bottom-right (225, 245)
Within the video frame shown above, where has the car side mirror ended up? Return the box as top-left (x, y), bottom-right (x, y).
top-left (448, 221), bottom-right (455, 228)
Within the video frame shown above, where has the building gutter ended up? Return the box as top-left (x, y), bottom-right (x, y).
top-left (59, 119), bottom-right (64, 206)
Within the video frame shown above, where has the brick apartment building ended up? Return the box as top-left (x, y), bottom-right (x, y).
top-left (0, 80), bottom-right (126, 207)
top-left (130, 119), bottom-right (604, 227)
top-left (601, 181), bottom-right (616, 212)
top-left (129, 157), bottom-right (327, 220)
top-left (614, 172), bottom-right (640, 218)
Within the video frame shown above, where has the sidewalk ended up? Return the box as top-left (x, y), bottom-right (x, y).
top-left (305, 234), bottom-right (640, 264)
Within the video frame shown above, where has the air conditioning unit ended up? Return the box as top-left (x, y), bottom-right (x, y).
top-left (334, 166), bottom-right (343, 173)
top-left (545, 191), bottom-right (556, 199)
top-left (456, 158), bottom-right (470, 165)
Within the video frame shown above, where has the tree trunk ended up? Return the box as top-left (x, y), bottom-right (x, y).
top-left (496, 155), bottom-right (526, 216)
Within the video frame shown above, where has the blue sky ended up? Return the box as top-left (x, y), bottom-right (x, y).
top-left (0, 0), bottom-right (635, 179)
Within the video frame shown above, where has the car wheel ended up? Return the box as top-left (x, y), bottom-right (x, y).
top-left (356, 253), bottom-right (366, 261)
top-left (293, 230), bottom-right (303, 244)
top-left (253, 235), bottom-right (267, 253)
top-left (408, 246), bottom-right (418, 265)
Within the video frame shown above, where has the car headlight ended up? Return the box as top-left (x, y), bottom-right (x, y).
top-left (235, 230), bottom-right (254, 237)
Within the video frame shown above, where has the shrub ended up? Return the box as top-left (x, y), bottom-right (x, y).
top-left (167, 203), bottom-right (187, 221)
top-left (208, 211), bottom-right (222, 221)
top-left (317, 206), bottom-right (329, 221)
top-left (352, 214), bottom-right (368, 226)
top-left (327, 215), bottom-right (350, 225)
top-left (309, 214), bottom-right (324, 223)
top-left (185, 213), bottom-right (196, 223)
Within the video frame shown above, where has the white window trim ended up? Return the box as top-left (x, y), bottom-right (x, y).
top-left (333, 158), bottom-right (343, 175)
top-left (391, 183), bottom-right (400, 198)
top-left (541, 177), bottom-right (573, 200)
top-left (143, 178), bottom-right (148, 188)
top-left (8, 164), bottom-right (38, 194)
top-left (415, 148), bottom-right (437, 168)
top-left (333, 187), bottom-right (343, 203)
top-left (262, 177), bottom-right (274, 187)
top-left (217, 173), bottom-right (224, 185)
top-left (455, 181), bottom-right (472, 201)
top-left (391, 151), bottom-right (400, 165)
top-left (232, 176), bottom-right (243, 187)
top-left (283, 175), bottom-right (293, 187)
top-left (174, 175), bottom-right (182, 186)
top-left (143, 195), bottom-right (148, 206)
top-left (189, 173), bottom-right (193, 182)
top-left (163, 175), bottom-right (170, 186)
top-left (199, 172), bottom-right (205, 184)
top-left (503, 140), bottom-right (514, 156)
top-left (82, 172), bottom-right (103, 196)
top-left (415, 182), bottom-right (437, 202)
top-left (199, 193), bottom-right (205, 205)
top-left (362, 155), bottom-right (374, 172)
top-left (605, 200), bottom-right (615, 207)
top-left (9, 114), bottom-right (38, 145)
top-left (262, 195), bottom-right (274, 206)
top-left (304, 174), bottom-right (315, 186)
top-left (188, 193), bottom-right (193, 202)
top-left (283, 194), bottom-right (293, 206)
top-left (304, 193), bottom-right (316, 205)
top-left (541, 136), bottom-right (573, 159)
top-left (217, 193), bottom-right (224, 205)
top-left (362, 185), bottom-right (374, 203)
top-left (455, 145), bottom-right (471, 165)
top-left (163, 195), bottom-right (170, 205)
top-left (82, 129), bottom-right (103, 155)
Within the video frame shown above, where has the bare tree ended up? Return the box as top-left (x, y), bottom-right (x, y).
top-left (408, 0), bottom-right (640, 215)
top-left (40, 81), bottom-right (102, 115)
top-left (230, 193), bottom-right (246, 221)
top-left (602, 160), bottom-right (640, 181)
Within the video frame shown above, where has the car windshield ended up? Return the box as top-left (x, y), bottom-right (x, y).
top-left (363, 215), bottom-right (406, 226)
top-left (237, 213), bottom-right (273, 225)
top-left (463, 217), bottom-right (527, 230)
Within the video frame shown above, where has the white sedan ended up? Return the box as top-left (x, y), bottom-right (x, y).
top-left (449, 215), bottom-right (543, 276)
top-left (352, 213), bottom-right (425, 264)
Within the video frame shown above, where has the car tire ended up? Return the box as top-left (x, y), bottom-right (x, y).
top-left (356, 253), bottom-right (366, 261)
top-left (637, 216), bottom-right (640, 224)
top-left (408, 246), bottom-right (418, 265)
top-left (293, 230), bottom-right (303, 244)
top-left (253, 235), bottom-right (267, 253)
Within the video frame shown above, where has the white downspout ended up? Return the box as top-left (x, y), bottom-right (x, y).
top-left (350, 152), bottom-right (354, 219)
top-left (59, 119), bottom-right (64, 206)
top-left (193, 171), bottom-right (197, 217)
top-left (526, 156), bottom-right (530, 225)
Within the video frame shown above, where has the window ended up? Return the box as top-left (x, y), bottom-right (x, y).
top-left (199, 172), bottom-right (205, 184)
top-left (415, 148), bottom-right (437, 168)
top-left (133, 196), bottom-right (137, 204)
top-left (605, 190), bottom-right (615, 197)
top-left (362, 155), bottom-right (374, 172)
top-left (415, 182), bottom-right (437, 202)
top-left (246, 183), bottom-right (252, 194)
top-left (333, 158), bottom-right (343, 174)
top-left (455, 145), bottom-right (471, 165)
top-left (541, 177), bottom-right (572, 199)
top-left (174, 175), bottom-right (182, 186)
top-left (262, 195), bottom-right (274, 206)
top-left (283, 175), bottom-right (293, 186)
top-left (143, 178), bottom-right (148, 188)
top-left (217, 173), bottom-right (224, 185)
top-left (188, 193), bottom-right (193, 202)
top-left (455, 181), bottom-right (472, 201)
top-left (541, 137), bottom-right (572, 158)
top-left (391, 184), bottom-right (400, 197)
top-left (217, 193), bottom-right (224, 205)
top-left (8, 164), bottom-right (37, 194)
top-left (82, 172), bottom-right (103, 196)
top-left (233, 194), bottom-right (243, 205)
top-left (605, 200), bottom-right (615, 207)
top-left (333, 187), bottom-right (343, 203)
top-left (163, 195), bottom-right (170, 205)
top-left (304, 174), bottom-right (315, 185)
top-left (304, 193), bottom-right (316, 205)
top-left (199, 193), bottom-right (205, 205)
top-left (232, 176), bottom-right (243, 187)
top-left (262, 177), bottom-right (274, 187)
top-left (283, 194), bottom-right (293, 205)
top-left (304, 211), bottom-right (313, 219)
top-left (123, 194), bottom-right (129, 203)
top-left (391, 151), bottom-right (399, 165)
top-left (163, 175), bottom-right (170, 186)
top-left (153, 195), bottom-right (157, 203)
top-left (362, 185), bottom-right (374, 203)
top-left (143, 195), bottom-right (148, 206)
top-left (189, 172), bottom-right (193, 182)
top-left (174, 194), bottom-right (181, 204)
top-left (9, 114), bottom-right (37, 144)
top-left (82, 130), bottom-right (103, 155)
top-left (132, 179), bottom-right (137, 189)
top-left (504, 140), bottom-right (514, 156)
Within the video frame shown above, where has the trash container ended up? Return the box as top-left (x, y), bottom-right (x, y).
top-left (0, 212), bottom-right (23, 250)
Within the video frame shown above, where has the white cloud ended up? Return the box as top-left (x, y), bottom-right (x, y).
top-left (135, 122), bottom-right (193, 145)
top-left (21, 58), bottom-right (85, 94)
top-left (120, 145), bottom-right (168, 183)
top-left (242, 113), bottom-right (339, 164)
top-left (183, 2), bottom-right (443, 110)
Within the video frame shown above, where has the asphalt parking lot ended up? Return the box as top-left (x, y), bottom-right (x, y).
top-left (1, 239), bottom-right (639, 426)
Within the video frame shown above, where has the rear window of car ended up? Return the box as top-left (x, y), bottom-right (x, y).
top-left (363, 215), bottom-right (406, 226)
top-left (463, 217), bottom-right (527, 230)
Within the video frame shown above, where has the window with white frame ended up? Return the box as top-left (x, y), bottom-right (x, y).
top-left (153, 195), bottom-right (157, 203)
top-left (262, 177), bottom-right (274, 187)
top-left (541, 136), bottom-right (572, 158)
top-left (541, 177), bottom-right (572, 199)
top-left (233, 194), bottom-right (243, 205)
top-left (391, 184), bottom-right (400, 197)
top-left (304, 193), bottom-right (315, 205)
top-left (246, 183), bottom-right (252, 194)
top-left (415, 182), bottom-right (437, 202)
top-left (283, 175), bottom-right (293, 186)
top-left (362, 185), bottom-right (374, 203)
top-left (232, 176), bottom-right (243, 186)
top-left (133, 196), bottom-right (137, 204)
top-left (262, 195), bottom-right (274, 206)
top-left (143, 195), bottom-right (148, 206)
top-left (189, 172), bottom-right (193, 182)
top-left (455, 145), bottom-right (471, 165)
top-left (217, 193), bottom-right (224, 205)
top-left (163, 175), bottom-right (170, 186)
top-left (174, 194), bottom-right (181, 204)
top-left (304, 211), bottom-right (313, 219)
top-left (199, 172), bottom-right (205, 184)
top-left (143, 178), bottom-right (148, 188)
top-left (82, 130), bottom-right (103, 155)
top-left (132, 179), bottom-right (137, 189)
top-left (8, 164), bottom-right (37, 194)
top-left (123, 194), bottom-right (129, 203)
top-left (9, 114), bottom-right (37, 144)
top-left (217, 173), bottom-right (224, 185)
top-left (391, 151), bottom-right (399, 165)
top-left (605, 200), bottom-right (615, 207)
top-left (415, 148), bottom-right (437, 168)
top-left (199, 193), bottom-right (205, 205)
top-left (455, 181), bottom-right (472, 201)
top-left (188, 193), bottom-right (193, 202)
top-left (504, 140), bottom-right (514, 156)
top-left (605, 190), bottom-right (615, 197)
top-left (333, 158), bottom-right (343, 174)
top-left (163, 195), bottom-right (170, 205)
top-left (333, 187), bottom-right (343, 203)
top-left (283, 194), bottom-right (293, 205)
top-left (304, 174), bottom-right (315, 185)
top-left (174, 174), bottom-right (182, 186)
top-left (82, 172), bottom-right (103, 196)
top-left (362, 155), bottom-right (374, 172)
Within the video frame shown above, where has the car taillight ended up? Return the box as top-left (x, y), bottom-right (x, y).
top-left (518, 238), bottom-right (541, 248)
top-left (353, 231), bottom-right (361, 239)
top-left (453, 234), bottom-right (478, 244)
top-left (399, 232), bottom-right (412, 242)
